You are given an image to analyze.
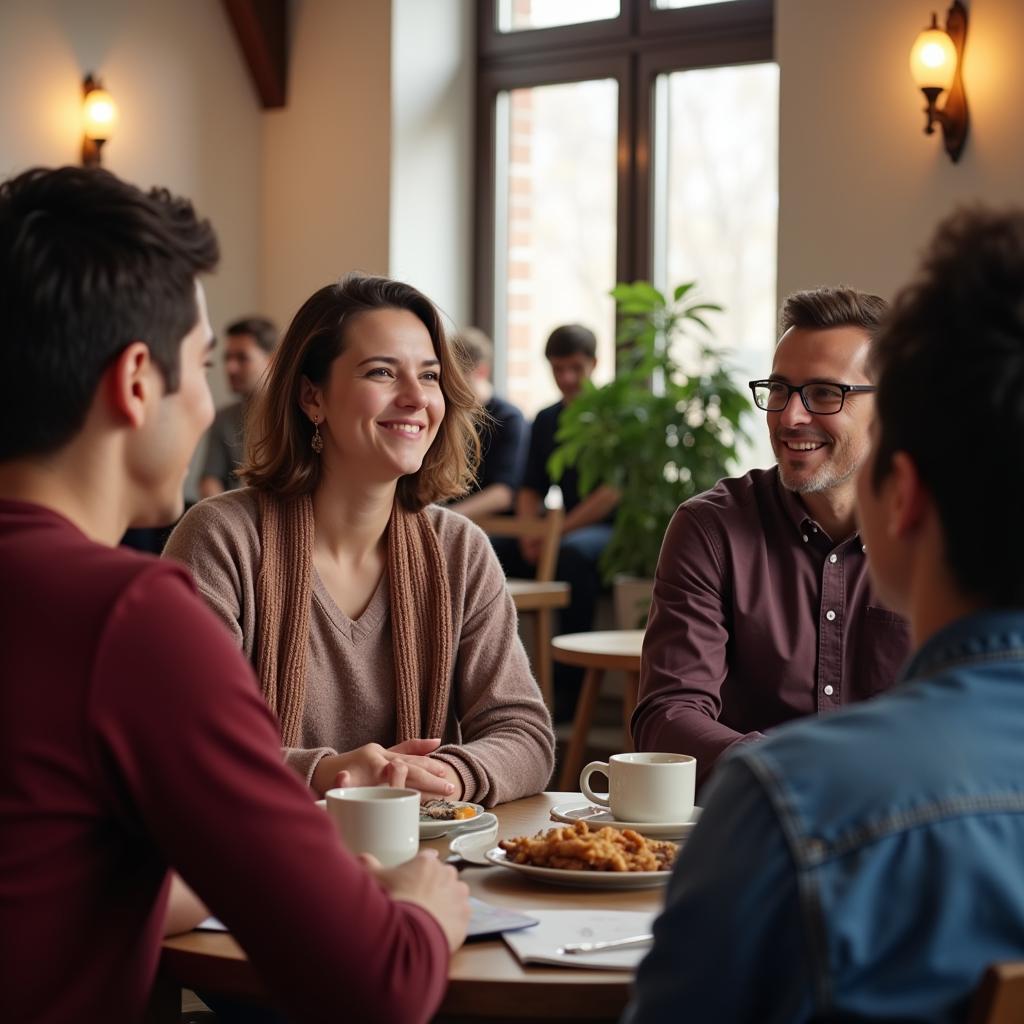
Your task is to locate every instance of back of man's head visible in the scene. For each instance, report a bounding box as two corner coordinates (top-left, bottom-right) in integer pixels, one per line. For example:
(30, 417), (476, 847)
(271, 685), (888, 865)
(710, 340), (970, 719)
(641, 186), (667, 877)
(0, 166), (219, 462)
(544, 324), (597, 361)
(225, 316), (278, 354)
(871, 207), (1024, 606)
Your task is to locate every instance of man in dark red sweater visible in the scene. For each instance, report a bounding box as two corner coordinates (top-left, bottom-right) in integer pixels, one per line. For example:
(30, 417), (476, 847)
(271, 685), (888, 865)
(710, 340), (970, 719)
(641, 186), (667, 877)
(0, 166), (468, 1023)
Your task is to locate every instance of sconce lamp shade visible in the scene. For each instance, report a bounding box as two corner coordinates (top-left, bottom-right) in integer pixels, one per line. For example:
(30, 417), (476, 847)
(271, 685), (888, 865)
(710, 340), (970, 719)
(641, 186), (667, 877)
(82, 87), (119, 141)
(909, 20), (957, 92)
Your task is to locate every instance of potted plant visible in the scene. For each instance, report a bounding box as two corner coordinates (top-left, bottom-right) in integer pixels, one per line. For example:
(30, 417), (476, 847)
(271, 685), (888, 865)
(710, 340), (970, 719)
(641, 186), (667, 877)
(548, 280), (752, 627)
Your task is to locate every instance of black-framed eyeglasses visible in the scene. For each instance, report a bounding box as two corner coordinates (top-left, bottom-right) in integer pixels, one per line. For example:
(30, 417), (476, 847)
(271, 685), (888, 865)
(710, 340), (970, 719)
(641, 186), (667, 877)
(748, 379), (877, 415)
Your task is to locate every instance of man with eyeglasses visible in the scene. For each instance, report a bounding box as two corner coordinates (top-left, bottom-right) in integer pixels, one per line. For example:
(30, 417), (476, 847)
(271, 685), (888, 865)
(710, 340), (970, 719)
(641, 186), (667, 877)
(625, 206), (1024, 1024)
(633, 286), (910, 788)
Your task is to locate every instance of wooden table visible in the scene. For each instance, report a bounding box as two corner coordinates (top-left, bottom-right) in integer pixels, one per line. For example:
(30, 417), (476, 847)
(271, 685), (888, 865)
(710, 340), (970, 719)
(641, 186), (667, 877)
(153, 793), (661, 1022)
(552, 631), (645, 791)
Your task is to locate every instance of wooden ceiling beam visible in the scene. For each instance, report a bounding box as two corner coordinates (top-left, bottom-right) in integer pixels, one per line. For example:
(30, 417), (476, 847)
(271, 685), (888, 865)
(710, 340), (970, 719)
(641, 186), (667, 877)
(221, 0), (288, 109)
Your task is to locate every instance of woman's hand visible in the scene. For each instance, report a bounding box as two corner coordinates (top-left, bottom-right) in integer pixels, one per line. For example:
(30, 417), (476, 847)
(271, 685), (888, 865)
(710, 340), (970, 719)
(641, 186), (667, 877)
(311, 739), (461, 798)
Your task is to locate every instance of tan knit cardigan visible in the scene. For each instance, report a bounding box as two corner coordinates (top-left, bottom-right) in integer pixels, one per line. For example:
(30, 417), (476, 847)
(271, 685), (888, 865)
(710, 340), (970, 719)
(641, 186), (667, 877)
(254, 492), (452, 747)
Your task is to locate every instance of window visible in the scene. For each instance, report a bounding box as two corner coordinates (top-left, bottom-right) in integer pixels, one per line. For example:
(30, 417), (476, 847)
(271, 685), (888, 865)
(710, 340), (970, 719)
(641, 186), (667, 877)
(498, 0), (620, 33)
(478, 0), (775, 461)
(495, 79), (618, 414)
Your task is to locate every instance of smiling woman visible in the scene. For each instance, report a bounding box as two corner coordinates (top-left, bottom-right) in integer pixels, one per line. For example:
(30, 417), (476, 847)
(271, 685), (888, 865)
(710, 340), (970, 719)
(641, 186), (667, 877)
(163, 274), (556, 806)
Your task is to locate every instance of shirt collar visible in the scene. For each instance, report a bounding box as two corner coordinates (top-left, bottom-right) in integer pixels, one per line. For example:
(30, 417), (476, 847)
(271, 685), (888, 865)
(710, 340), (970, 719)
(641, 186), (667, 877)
(903, 609), (1024, 683)
(772, 466), (863, 550)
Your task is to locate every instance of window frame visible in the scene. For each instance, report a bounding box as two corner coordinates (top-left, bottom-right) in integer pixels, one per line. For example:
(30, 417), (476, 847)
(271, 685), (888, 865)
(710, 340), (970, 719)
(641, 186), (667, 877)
(474, 0), (775, 355)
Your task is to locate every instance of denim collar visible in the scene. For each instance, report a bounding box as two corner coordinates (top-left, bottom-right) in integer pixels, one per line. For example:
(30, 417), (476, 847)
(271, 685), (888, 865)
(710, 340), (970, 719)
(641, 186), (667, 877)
(903, 609), (1024, 683)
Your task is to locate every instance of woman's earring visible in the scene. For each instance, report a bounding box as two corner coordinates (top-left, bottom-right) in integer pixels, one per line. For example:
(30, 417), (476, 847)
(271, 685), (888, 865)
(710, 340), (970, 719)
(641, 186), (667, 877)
(311, 417), (324, 454)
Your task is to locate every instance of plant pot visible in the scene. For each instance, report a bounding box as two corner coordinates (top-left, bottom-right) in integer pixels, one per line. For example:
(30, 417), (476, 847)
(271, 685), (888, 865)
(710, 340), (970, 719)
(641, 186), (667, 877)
(613, 575), (655, 631)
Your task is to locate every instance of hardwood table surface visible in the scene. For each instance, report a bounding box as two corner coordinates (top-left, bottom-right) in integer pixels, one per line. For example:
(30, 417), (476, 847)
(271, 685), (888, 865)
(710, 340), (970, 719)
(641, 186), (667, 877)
(157, 792), (666, 1022)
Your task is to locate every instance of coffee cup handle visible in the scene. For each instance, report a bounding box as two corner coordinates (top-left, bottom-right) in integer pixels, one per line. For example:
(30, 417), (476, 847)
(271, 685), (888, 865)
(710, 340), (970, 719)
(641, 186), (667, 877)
(580, 761), (611, 807)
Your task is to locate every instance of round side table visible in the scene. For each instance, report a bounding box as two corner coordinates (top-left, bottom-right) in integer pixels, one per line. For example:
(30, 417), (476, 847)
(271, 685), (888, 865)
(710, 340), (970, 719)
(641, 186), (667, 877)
(551, 630), (644, 791)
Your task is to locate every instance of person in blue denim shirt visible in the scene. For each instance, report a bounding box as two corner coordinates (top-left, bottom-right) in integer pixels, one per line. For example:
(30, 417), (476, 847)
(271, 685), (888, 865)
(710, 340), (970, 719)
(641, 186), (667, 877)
(624, 206), (1024, 1024)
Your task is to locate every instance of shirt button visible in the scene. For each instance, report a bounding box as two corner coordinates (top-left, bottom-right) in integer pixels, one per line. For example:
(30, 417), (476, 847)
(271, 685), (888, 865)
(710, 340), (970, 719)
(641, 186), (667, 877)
(824, 684), (834, 696)
(829, 553), (838, 564)
(826, 609), (836, 621)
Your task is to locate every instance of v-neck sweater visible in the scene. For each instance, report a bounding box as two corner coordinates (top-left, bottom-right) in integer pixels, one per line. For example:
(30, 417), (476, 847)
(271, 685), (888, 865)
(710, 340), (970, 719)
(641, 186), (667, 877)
(164, 489), (555, 805)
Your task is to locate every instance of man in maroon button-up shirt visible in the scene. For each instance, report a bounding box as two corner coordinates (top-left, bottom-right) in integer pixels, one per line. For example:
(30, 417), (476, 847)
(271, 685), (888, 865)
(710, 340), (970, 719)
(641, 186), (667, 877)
(633, 287), (911, 787)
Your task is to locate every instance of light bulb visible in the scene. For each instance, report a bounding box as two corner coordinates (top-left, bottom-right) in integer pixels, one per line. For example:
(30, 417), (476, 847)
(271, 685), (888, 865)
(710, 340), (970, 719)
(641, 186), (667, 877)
(909, 24), (957, 92)
(83, 88), (119, 141)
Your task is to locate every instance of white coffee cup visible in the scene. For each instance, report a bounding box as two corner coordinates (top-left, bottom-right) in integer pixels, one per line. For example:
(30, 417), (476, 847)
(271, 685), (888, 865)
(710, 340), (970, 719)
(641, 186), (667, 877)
(579, 752), (696, 823)
(324, 786), (419, 868)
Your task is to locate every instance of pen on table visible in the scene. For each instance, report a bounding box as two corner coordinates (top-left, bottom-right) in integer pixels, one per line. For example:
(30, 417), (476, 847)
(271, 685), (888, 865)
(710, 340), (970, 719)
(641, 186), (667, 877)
(558, 934), (654, 955)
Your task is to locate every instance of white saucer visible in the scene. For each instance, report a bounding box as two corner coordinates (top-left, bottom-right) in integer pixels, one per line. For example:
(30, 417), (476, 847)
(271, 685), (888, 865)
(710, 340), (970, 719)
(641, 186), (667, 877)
(549, 802), (703, 840)
(484, 848), (671, 889)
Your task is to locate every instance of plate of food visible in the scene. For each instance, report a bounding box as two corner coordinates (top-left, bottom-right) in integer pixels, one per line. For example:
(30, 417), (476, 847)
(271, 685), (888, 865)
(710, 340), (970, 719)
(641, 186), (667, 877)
(484, 820), (677, 889)
(419, 799), (491, 839)
(549, 803), (702, 840)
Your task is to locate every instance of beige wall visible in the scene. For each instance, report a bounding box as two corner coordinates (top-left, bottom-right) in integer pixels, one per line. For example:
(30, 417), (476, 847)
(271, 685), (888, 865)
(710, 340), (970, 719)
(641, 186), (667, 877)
(260, 0), (392, 330)
(777, 0), (1024, 301)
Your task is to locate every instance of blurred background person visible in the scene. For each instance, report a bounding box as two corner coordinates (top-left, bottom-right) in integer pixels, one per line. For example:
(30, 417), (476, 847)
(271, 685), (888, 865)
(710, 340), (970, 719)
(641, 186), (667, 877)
(199, 315), (278, 498)
(503, 324), (619, 722)
(448, 327), (526, 521)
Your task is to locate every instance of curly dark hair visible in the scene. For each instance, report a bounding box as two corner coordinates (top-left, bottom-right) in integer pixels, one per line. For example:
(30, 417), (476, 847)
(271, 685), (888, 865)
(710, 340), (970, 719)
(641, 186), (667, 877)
(870, 207), (1024, 606)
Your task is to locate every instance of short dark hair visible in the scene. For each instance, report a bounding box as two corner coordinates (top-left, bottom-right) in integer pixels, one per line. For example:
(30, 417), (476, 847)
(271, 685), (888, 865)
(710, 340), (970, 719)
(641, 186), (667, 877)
(244, 273), (480, 510)
(781, 286), (888, 337)
(226, 316), (278, 354)
(871, 207), (1024, 606)
(544, 323), (597, 361)
(0, 166), (219, 461)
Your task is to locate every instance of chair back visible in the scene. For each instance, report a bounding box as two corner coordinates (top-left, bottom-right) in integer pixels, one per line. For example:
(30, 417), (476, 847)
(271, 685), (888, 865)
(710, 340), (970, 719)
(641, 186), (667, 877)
(969, 962), (1024, 1024)
(475, 508), (564, 582)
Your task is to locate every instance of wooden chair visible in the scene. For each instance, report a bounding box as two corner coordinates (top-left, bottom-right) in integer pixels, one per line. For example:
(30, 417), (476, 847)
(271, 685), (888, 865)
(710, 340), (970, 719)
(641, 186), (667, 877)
(476, 509), (569, 711)
(968, 962), (1024, 1024)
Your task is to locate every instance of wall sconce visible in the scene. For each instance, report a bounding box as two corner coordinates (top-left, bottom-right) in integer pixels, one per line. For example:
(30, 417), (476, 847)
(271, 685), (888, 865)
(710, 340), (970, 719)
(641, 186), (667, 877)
(909, 2), (968, 162)
(81, 74), (119, 167)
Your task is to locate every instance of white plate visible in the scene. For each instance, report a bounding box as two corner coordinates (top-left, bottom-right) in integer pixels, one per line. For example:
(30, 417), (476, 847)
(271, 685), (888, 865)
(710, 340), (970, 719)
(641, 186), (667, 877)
(549, 803), (703, 840)
(448, 824), (500, 865)
(419, 803), (490, 839)
(484, 848), (671, 889)
(315, 798), (494, 840)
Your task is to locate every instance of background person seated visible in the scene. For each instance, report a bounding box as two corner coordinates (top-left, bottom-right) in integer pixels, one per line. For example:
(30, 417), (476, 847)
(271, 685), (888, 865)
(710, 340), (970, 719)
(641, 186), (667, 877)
(624, 207), (1024, 1024)
(633, 287), (909, 787)
(447, 326), (526, 521)
(199, 314), (278, 498)
(165, 274), (555, 804)
(498, 323), (619, 723)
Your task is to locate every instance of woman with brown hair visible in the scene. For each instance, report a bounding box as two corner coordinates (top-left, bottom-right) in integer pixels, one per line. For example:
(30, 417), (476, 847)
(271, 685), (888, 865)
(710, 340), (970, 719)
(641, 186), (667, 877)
(166, 273), (554, 803)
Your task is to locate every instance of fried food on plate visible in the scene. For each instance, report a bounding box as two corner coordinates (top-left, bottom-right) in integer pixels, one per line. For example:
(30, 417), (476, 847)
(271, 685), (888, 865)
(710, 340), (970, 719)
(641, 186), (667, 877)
(499, 820), (677, 872)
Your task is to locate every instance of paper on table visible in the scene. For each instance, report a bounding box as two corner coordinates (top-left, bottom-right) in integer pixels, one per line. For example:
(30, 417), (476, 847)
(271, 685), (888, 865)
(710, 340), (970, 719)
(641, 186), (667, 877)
(502, 909), (656, 971)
